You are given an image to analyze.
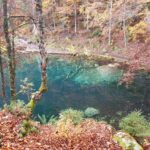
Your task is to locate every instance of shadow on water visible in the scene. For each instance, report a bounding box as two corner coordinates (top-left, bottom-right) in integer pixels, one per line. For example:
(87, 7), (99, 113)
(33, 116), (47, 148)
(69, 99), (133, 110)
(0, 54), (150, 120)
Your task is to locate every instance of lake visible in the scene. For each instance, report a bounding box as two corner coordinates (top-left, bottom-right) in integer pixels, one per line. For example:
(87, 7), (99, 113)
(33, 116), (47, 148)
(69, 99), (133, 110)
(0, 54), (150, 123)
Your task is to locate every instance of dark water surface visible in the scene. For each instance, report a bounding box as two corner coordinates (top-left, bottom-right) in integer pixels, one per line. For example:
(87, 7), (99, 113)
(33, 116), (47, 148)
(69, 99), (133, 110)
(1, 54), (150, 119)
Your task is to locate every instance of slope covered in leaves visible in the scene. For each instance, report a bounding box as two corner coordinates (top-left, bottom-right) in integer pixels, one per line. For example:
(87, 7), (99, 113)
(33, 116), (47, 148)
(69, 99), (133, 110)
(0, 110), (122, 150)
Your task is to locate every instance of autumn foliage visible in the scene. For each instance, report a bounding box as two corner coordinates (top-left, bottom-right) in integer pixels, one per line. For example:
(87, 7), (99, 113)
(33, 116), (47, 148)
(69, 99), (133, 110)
(0, 110), (122, 150)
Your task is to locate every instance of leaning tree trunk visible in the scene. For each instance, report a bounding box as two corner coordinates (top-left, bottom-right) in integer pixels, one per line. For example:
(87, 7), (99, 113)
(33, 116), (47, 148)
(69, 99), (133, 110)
(3, 0), (16, 102)
(36, 0), (47, 94)
(27, 0), (47, 111)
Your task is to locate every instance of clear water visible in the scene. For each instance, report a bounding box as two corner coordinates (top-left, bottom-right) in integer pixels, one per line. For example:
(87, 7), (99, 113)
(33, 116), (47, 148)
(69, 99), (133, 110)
(0, 54), (150, 120)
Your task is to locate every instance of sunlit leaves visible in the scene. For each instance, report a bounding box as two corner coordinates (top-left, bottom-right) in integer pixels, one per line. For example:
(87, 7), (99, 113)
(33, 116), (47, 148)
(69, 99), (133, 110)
(128, 21), (149, 42)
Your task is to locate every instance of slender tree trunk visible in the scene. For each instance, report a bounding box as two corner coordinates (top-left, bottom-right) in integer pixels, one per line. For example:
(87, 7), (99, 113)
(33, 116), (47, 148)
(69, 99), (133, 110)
(52, 0), (56, 30)
(35, 0), (47, 93)
(74, 1), (77, 33)
(108, 0), (113, 45)
(52, 15), (56, 30)
(0, 47), (6, 103)
(35, 0), (47, 92)
(123, 0), (127, 49)
(86, 12), (89, 31)
(2, 0), (16, 102)
(12, 30), (16, 71)
(11, 30), (16, 92)
(56, 0), (60, 6)
(28, 0), (47, 110)
(86, 0), (89, 31)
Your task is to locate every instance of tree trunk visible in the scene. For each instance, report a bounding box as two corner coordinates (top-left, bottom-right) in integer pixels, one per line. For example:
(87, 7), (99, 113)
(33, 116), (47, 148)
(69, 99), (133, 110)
(2, 0), (16, 102)
(123, 0), (127, 49)
(27, 0), (47, 110)
(52, 0), (56, 30)
(0, 47), (6, 103)
(35, 0), (47, 93)
(86, 0), (89, 31)
(108, 0), (113, 45)
(74, 1), (77, 33)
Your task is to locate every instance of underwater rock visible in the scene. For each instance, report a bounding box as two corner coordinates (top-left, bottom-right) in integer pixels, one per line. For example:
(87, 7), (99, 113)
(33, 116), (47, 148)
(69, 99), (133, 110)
(97, 63), (120, 74)
(74, 63), (123, 86)
(113, 131), (143, 150)
(84, 107), (100, 118)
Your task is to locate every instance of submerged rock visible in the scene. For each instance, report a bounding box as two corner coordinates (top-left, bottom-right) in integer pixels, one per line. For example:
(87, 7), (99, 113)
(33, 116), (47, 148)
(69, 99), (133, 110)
(84, 107), (100, 118)
(113, 131), (143, 150)
(74, 63), (123, 86)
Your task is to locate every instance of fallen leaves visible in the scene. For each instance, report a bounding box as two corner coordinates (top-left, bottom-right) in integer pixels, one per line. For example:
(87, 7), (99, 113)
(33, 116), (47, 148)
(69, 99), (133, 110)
(0, 111), (122, 150)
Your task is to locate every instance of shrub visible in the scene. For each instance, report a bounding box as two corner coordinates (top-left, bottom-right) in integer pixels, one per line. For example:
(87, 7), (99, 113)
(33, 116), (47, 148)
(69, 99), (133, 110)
(4, 100), (31, 116)
(52, 109), (84, 138)
(128, 21), (149, 42)
(59, 108), (84, 125)
(56, 118), (82, 138)
(84, 107), (100, 118)
(119, 111), (150, 137)
(19, 119), (37, 137)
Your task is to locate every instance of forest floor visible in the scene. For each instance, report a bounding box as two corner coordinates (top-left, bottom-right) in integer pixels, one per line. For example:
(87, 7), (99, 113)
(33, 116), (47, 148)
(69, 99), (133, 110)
(0, 110), (122, 150)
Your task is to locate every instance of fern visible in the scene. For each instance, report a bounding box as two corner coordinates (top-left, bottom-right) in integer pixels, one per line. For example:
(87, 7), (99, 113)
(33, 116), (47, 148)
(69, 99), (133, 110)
(38, 114), (47, 124)
(38, 114), (58, 125)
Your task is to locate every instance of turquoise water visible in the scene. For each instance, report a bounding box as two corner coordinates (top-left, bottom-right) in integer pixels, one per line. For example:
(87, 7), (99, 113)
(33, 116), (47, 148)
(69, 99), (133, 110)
(0, 54), (150, 120)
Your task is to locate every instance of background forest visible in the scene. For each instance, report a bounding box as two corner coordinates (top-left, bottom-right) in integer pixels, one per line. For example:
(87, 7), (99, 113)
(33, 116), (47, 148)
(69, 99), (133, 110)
(0, 0), (150, 71)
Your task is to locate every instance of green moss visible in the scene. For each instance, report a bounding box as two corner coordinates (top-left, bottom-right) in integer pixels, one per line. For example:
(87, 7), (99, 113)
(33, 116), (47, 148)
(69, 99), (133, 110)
(113, 136), (127, 149)
(27, 99), (36, 111)
(39, 81), (47, 93)
(113, 132), (143, 150)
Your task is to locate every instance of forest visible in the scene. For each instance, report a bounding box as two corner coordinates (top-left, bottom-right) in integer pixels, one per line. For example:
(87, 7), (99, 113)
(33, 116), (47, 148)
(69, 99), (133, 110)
(0, 0), (150, 149)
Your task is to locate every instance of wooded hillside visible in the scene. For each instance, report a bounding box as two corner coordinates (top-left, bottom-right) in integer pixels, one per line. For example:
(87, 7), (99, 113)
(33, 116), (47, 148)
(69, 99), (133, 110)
(0, 0), (150, 81)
